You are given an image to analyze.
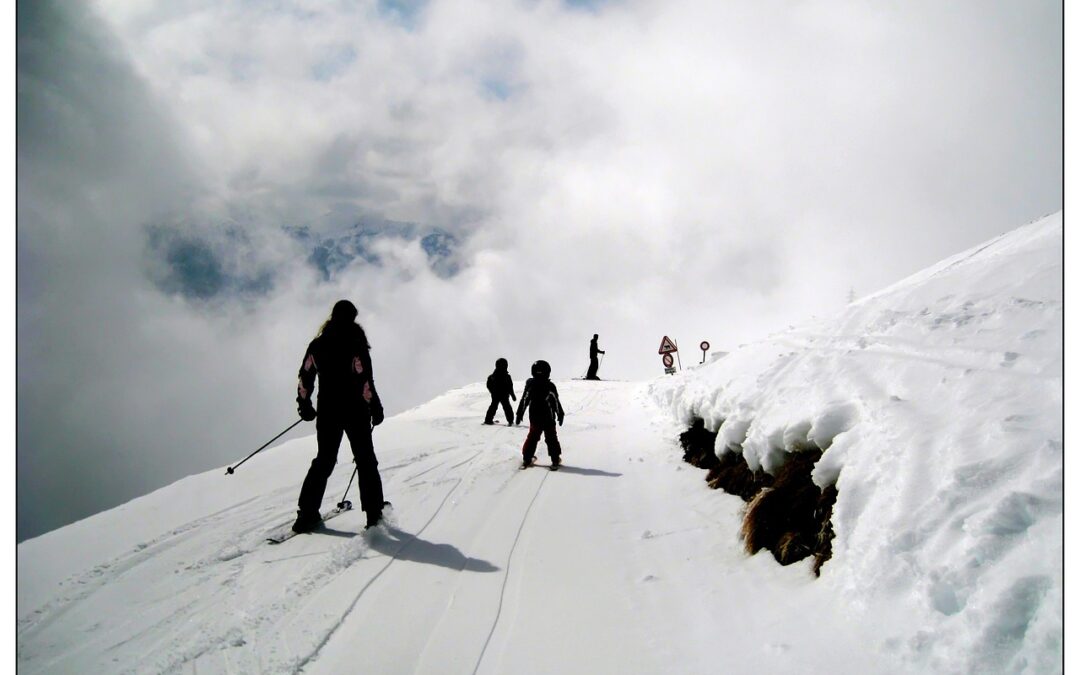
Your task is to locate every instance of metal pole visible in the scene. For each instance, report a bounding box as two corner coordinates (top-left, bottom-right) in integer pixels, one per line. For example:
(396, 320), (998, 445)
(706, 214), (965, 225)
(337, 466), (357, 509)
(225, 419), (304, 475)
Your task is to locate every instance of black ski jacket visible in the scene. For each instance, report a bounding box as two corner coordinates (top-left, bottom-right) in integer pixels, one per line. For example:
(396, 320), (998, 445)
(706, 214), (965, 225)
(516, 377), (565, 426)
(590, 337), (605, 359)
(297, 323), (383, 422)
(486, 368), (516, 400)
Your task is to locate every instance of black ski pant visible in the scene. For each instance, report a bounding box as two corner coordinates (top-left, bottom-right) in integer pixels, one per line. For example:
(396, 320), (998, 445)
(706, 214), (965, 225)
(485, 394), (514, 424)
(298, 412), (384, 517)
(522, 423), (561, 462)
(586, 356), (599, 380)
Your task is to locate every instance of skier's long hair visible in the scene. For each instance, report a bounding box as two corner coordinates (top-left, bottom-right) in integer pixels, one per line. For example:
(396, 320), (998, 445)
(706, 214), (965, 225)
(317, 299), (371, 349)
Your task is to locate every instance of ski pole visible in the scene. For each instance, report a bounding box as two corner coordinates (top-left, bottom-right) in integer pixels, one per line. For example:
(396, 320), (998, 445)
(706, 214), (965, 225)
(225, 419), (304, 475)
(337, 466), (358, 509)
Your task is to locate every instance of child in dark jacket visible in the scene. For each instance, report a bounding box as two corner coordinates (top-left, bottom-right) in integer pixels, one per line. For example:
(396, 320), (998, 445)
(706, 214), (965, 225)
(515, 360), (565, 469)
(484, 358), (517, 425)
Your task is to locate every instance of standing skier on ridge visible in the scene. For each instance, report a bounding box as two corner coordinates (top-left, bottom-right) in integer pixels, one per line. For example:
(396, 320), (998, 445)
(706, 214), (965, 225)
(585, 334), (605, 380)
(516, 360), (565, 469)
(293, 300), (386, 533)
(483, 358), (517, 425)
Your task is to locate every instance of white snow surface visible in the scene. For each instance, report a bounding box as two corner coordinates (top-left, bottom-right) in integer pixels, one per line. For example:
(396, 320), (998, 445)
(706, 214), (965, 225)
(653, 211), (1063, 673)
(17, 213), (1061, 674)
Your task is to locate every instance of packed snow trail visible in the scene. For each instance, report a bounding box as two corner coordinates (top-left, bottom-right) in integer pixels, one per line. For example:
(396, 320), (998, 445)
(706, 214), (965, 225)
(16, 380), (887, 674)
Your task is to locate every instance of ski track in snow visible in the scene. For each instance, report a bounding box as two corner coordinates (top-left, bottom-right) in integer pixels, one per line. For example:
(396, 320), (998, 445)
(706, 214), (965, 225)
(292, 449), (486, 672)
(469, 468), (549, 675)
(17, 439), (491, 673)
(17, 493), (266, 639)
(20, 381), (748, 675)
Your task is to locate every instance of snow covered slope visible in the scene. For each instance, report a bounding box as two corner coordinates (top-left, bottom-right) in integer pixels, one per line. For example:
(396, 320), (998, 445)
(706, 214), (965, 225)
(652, 211), (1063, 673)
(17, 380), (890, 674)
(17, 212), (1061, 674)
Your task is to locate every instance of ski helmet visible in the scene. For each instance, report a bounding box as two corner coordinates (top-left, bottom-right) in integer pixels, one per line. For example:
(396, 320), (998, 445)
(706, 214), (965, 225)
(495, 357), (508, 370)
(531, 360), (551, 378)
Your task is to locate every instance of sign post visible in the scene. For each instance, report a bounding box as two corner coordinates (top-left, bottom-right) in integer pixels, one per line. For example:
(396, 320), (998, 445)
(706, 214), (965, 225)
(700, 340), (710, 364)
(659, 336), (679, 375)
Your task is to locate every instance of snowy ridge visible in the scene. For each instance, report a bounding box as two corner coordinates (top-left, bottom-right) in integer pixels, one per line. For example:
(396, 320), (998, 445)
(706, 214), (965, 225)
(650, 212), (1063, 673)
(16, 214), (1061, 674)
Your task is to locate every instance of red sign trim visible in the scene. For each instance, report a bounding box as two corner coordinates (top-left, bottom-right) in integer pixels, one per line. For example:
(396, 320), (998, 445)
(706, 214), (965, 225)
(658, 335), (678, 354)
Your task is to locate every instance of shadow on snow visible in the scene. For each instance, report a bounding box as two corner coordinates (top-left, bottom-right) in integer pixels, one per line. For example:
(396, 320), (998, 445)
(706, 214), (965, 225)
(365, 526), (500, 573)
(551, 465), (622, 478)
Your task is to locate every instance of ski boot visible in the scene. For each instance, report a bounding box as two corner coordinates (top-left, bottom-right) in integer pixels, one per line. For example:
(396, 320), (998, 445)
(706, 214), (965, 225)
(291, 510), (322, 534)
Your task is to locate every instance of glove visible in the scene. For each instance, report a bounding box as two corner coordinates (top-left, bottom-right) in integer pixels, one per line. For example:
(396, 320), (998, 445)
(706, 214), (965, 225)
(515, 414), (523, 426)
(370, 404), (384, 427)
(558, 414), (564, 427)
(299, 399), (317, 422)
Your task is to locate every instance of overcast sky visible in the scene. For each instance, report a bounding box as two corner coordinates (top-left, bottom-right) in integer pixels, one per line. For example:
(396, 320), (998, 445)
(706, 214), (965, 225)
(16, 0), (1061, 541)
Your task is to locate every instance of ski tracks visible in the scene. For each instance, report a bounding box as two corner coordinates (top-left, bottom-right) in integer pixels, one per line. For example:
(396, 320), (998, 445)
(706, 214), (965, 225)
(16, 493), (270, 659)
(266, 415), (522, 673)
(18, 441), (492, 674)
(302, 434), (553, 674)
(289, 450), (488, 672)
(228, 445), (492, 673)
(467, 469), (550, 675)
(17, 382), (612, 674)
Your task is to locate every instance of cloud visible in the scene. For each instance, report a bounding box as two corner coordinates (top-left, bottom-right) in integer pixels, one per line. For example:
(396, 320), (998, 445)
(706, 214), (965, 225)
(17, 0), (1061, 540)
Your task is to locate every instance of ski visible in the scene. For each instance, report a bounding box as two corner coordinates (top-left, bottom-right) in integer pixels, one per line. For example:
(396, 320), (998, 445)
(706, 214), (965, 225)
(266, 503), (353, 545)
(267, 500), (394, 543)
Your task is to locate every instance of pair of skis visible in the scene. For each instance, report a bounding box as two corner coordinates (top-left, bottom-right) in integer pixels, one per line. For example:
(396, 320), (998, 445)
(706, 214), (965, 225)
(521, 459), (559, 471)
(266, 500), (392, 545)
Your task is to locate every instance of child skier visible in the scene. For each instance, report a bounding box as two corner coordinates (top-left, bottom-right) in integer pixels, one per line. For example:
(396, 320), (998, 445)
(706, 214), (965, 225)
(484, 358), (517, 425)
(515, 360), (565, 469)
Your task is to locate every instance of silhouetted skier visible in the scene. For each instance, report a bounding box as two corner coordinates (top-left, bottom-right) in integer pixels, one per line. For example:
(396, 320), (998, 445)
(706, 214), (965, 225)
(516, 360), (565, 469)
(484, 358), (517, 425)
(293, 300), (386, 533)
(585, 334), (605, 380)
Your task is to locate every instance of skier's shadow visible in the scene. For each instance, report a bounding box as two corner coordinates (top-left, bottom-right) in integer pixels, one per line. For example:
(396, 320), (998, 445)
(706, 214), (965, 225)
(549, 465), (621, 478)
(366, 526), (500, 573)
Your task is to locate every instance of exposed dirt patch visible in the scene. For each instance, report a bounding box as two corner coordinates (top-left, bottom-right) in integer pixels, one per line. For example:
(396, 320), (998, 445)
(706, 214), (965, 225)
(678, 419), (838, 576)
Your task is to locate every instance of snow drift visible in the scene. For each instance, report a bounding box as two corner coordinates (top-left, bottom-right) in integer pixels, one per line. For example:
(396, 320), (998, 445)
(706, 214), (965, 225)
(651, 211), (1063, 673)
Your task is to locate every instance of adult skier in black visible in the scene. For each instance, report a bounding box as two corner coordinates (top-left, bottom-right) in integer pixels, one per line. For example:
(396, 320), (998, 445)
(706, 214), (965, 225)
(483, 358), (517, 425)
(585, 334), (605, 380)
(515, 360), (565, 469)
(293, 300), (386, 533)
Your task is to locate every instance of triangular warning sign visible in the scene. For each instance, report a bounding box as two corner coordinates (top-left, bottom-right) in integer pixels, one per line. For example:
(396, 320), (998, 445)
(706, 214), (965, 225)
(658, 336), (678, 354)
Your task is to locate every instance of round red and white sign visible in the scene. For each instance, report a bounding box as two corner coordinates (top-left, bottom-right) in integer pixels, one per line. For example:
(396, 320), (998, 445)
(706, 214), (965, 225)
(662, 353), (674, 368)
(700, 341), (711, 351)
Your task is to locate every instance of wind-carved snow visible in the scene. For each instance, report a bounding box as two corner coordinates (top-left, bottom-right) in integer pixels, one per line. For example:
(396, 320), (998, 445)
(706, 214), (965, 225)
(16, 213), (1061, 674)
(651, 212), (1062, 673)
